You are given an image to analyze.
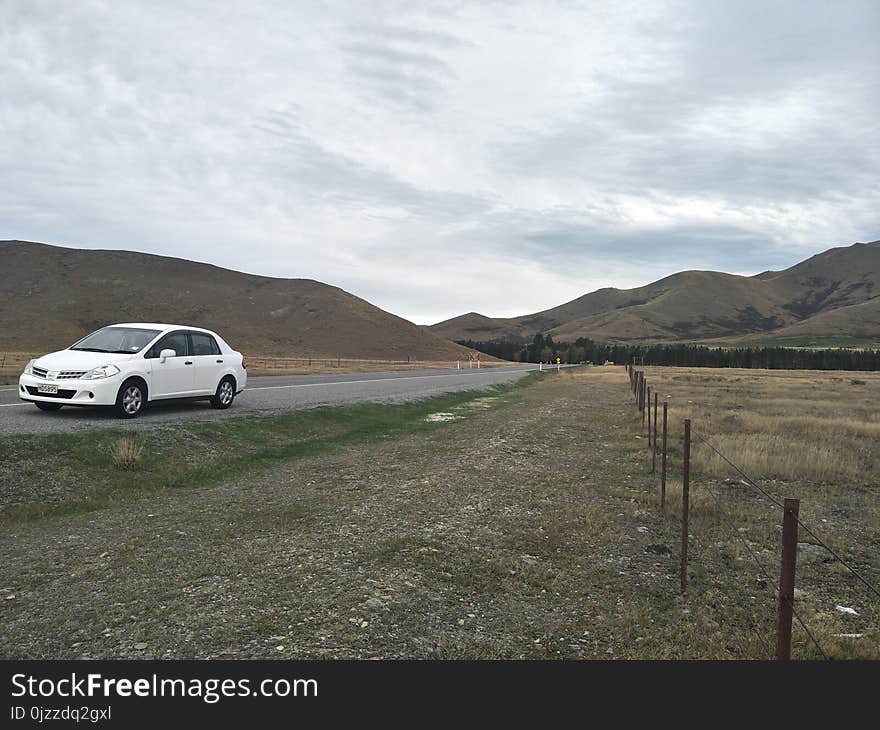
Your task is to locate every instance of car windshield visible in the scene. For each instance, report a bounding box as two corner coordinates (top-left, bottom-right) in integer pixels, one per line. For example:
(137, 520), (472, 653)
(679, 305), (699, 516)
(70, 327), (161, 354)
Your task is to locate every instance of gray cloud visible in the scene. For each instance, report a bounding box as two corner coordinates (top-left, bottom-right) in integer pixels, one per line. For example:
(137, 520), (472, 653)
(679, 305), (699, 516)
(0, 0), (877, 324)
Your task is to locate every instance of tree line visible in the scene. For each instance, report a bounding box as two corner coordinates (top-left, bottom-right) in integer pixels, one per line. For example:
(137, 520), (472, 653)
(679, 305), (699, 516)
(457, 334), (880, 371)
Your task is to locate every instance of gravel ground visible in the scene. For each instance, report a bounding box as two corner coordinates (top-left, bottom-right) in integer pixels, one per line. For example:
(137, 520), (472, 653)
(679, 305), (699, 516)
(1, 368), (876, 659)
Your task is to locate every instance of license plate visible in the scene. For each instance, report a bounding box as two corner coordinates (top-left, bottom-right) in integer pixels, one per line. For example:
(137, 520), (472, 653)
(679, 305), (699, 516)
(37, 384), (58, 394)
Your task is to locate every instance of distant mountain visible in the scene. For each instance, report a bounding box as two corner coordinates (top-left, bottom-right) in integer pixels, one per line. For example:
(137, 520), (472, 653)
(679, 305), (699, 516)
(0, 240), (474, 360)
(430, 240), (880, 344)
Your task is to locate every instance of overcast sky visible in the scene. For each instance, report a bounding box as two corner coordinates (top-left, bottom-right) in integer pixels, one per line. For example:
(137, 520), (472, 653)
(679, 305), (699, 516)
(2, 1), (878, 324)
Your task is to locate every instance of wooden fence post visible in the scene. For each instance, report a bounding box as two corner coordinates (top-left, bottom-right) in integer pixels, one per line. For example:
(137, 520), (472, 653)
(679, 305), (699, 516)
(661, 401), (668, 509)
(652, 392), (658, 473)
(639, 376), (646, 422)
(681, 419), (691, 595)
(776, 498), (800, 660)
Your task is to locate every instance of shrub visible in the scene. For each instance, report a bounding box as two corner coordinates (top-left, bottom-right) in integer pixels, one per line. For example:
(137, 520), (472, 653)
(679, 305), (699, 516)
(111, 438), (144, 470)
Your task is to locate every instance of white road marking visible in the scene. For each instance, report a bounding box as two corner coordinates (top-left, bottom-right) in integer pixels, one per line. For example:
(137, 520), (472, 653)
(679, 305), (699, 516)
(245, 368), (537, 392)
(0, 387), (19, 391)
(0, 403), (27, 407)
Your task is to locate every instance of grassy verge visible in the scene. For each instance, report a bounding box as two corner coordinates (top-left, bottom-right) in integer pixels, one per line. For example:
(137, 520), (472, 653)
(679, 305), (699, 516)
(0, 374), (539, 525)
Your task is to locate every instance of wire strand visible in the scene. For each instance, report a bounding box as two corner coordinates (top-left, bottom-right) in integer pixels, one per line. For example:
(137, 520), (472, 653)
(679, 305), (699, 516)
(685, 520), (774, 657)
(695, 433), (880, 603)
(700, 480), (828, 658)
(629, 369), (835, 658)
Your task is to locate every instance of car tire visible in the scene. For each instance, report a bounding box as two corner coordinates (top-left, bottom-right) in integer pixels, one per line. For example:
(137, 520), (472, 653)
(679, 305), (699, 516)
(116, 379), (146, 419)
(35, 402), (63, 412)
(211, 376), (236, 409)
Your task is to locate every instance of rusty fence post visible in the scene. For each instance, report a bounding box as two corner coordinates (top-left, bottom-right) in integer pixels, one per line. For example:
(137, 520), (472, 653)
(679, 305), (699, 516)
(681, 419), (691, 595)
(776, 498), (800, 660)
(646, 386), (652, 441)
(640, 376), (646, 422)
(652, 392), (658, 473)
(640, 379), (645, 424)
(661, 401), (668, 509)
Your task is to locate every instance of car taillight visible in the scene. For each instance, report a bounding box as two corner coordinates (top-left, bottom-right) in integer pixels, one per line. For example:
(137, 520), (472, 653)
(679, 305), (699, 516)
(242, 356), (247, 370)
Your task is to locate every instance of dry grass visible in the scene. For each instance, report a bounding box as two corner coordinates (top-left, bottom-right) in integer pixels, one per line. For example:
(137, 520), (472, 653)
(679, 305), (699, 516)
(0, 351), (517, 382)
(246, 356), (515, 376)
(642, 366), (880, 483)
(0, 351), (37, 384)
(622, 365), (880, 658)
(110, 438), (144, 470)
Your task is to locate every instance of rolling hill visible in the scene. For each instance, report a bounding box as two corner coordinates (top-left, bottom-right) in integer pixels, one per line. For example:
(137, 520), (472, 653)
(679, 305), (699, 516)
(430, 240), (880, 344)
(0, 240), (475, 360)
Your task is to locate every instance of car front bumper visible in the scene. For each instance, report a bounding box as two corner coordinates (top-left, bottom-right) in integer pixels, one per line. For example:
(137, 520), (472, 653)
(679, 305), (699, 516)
(18, 373), (122, 406)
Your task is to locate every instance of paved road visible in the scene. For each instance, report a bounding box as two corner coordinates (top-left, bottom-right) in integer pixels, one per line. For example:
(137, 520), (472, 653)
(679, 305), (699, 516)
(0, 365), (558, 435)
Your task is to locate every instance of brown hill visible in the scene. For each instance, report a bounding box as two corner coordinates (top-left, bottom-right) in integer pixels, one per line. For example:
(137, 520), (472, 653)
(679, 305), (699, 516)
(431, 240), (880, 343)
(746, 296), (880, 340)
(0, 240), (474, 360)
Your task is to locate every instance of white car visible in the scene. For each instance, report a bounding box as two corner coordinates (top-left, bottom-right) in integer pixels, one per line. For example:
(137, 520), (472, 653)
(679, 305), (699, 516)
(19, 323), (248, 418)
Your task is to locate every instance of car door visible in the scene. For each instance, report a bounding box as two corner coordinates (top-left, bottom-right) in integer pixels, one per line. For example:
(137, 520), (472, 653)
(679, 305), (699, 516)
(189, 331), (224, 394)
(145, 331), (195, 398)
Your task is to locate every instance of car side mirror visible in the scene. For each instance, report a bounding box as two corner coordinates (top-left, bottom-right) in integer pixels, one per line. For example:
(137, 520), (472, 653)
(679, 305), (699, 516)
(159, 348), (176, 363)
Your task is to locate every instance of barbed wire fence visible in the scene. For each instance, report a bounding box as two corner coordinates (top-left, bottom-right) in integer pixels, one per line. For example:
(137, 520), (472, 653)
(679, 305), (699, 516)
(625, 363), (879, 659)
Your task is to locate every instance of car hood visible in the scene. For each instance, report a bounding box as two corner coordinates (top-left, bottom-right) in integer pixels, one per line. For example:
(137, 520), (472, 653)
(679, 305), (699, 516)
(33, 350), (137, 372)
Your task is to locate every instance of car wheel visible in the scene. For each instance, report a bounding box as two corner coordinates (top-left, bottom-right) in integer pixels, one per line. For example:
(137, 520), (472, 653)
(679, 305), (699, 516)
(211, 376), (236, 409)
(116, 380), (146, 419)
(35, 402), (63, 412)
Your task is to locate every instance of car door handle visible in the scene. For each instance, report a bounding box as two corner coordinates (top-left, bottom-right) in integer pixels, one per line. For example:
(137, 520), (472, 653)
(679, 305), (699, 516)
(185, 361), (193, 365)
(216, 359), (223, 363)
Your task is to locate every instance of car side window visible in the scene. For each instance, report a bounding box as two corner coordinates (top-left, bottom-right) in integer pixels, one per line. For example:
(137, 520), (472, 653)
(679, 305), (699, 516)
(190, 332), (220, 356)
(145, 332), (190, 358)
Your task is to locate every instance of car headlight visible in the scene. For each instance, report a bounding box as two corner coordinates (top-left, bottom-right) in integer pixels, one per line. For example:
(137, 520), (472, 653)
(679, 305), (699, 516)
(81, 364), (121, 380)
(23, 359), (35, 375)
